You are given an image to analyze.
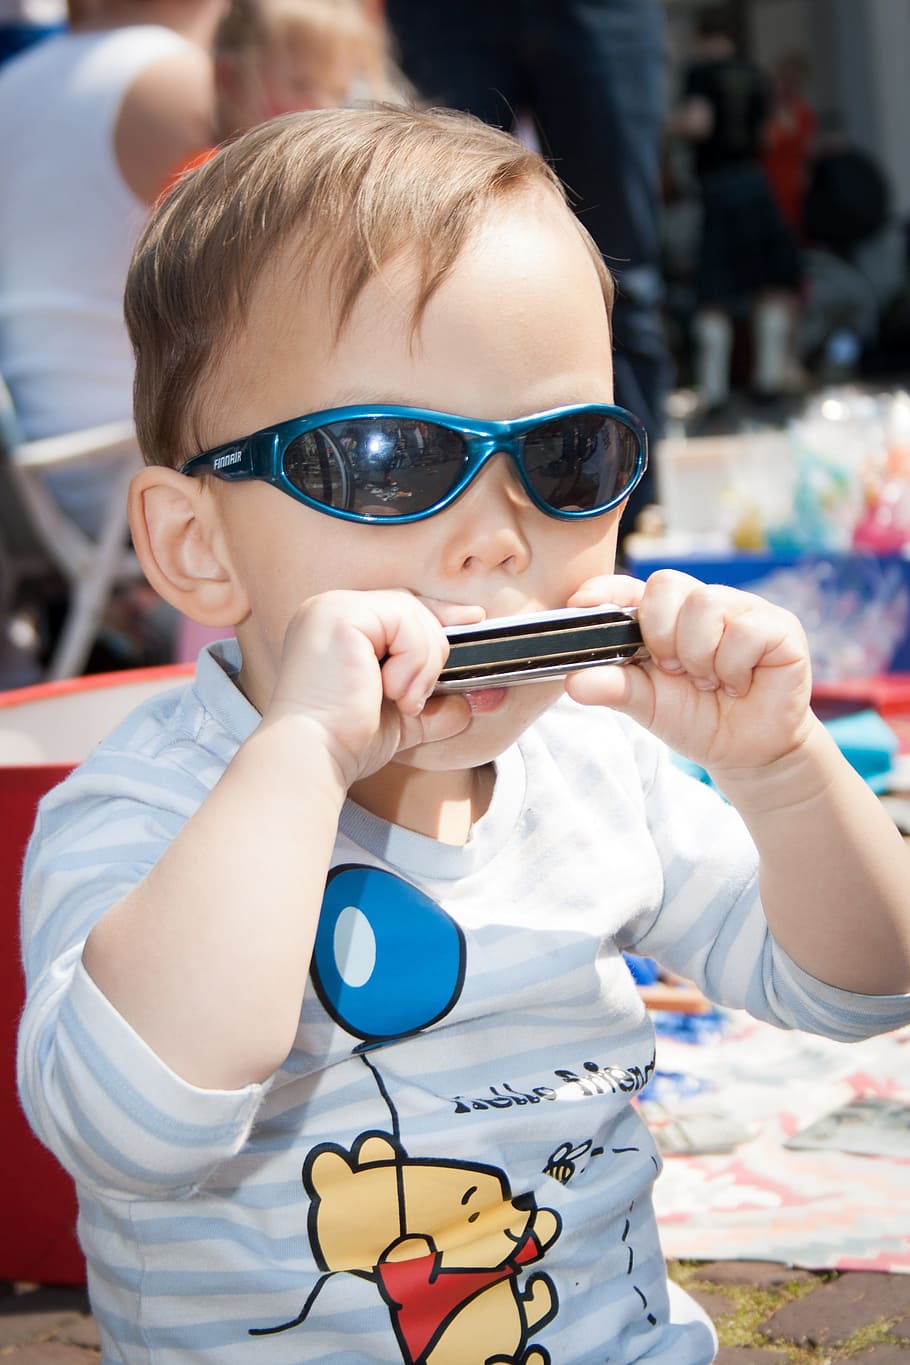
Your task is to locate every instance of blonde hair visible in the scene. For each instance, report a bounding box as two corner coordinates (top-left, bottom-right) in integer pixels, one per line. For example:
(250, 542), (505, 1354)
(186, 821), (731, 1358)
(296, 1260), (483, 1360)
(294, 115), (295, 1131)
(126, 105), (615, 466)
(214, 0), (411, 136)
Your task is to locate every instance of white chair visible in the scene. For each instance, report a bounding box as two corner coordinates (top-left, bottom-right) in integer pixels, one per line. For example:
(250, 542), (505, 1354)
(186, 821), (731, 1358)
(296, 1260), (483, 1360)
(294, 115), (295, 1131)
(0, 662), (193, 764)
(0, 377), (144, 680)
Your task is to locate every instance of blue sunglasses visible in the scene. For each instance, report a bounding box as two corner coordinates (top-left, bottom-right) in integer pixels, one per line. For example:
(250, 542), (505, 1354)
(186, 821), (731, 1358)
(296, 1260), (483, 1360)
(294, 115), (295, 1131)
(180, 402), (648, 524)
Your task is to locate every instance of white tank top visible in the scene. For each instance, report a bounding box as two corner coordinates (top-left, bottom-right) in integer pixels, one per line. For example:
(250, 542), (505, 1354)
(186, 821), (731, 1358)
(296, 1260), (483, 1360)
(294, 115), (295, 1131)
(0, 27), (195, 441)
(0, 26), (198, 536)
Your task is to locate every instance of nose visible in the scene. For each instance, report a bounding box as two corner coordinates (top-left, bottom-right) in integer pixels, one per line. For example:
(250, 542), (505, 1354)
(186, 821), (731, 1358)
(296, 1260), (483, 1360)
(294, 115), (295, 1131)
(439, 453), (533, 578)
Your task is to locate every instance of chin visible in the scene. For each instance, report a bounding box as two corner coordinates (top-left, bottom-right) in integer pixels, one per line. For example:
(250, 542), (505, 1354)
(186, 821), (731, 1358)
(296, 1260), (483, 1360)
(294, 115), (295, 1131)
(398, 679), (563, 772)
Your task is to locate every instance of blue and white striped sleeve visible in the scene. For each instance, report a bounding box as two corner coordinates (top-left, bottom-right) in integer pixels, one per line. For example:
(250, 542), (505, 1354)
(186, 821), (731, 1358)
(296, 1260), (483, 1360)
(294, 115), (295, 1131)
(17, 750), (264, 1200)
(623, 731), (910, 1042)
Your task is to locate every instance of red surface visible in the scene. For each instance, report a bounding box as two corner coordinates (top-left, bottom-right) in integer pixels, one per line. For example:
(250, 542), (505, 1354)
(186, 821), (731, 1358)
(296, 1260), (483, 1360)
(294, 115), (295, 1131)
(812, 673), (910, 752)
(0, 762), (84, 1285)
(811, 671), (910, 714)
(0, 661), (192, 711)
(0, 665), (193, 1285)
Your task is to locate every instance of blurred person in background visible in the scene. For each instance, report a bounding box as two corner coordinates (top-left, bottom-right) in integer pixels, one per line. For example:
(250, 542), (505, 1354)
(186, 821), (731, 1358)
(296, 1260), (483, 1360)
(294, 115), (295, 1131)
(383, 0), (669, 536)
(0, 0), (65, 67)
(761, 50), (817, 239)
(0, 0), (227, 539)
(213, 0), (410, 142)
(799, 131), (905, 381)
(673, 6), (802, 415)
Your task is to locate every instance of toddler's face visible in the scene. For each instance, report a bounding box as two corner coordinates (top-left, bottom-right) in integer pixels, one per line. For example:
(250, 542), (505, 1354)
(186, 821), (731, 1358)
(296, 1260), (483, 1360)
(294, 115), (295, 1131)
(255, 29), (380, 117)
(204, 186), (624, 769)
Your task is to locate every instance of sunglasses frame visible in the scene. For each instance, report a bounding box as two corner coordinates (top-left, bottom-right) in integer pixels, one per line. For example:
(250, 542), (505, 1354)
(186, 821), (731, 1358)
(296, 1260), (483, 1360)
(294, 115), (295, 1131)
(180, 402), (648, 524)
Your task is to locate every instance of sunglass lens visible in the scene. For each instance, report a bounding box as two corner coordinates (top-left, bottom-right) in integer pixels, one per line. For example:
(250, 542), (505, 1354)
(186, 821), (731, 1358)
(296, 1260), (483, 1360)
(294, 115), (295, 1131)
(284, 429), (352, 510)
(523, 413), (640, 512)
(284, 420), (466, 517)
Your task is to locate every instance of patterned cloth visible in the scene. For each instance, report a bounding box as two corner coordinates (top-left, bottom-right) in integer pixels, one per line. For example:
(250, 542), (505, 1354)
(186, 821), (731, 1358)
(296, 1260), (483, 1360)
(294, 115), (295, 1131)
(649, 1013), (910, 1272)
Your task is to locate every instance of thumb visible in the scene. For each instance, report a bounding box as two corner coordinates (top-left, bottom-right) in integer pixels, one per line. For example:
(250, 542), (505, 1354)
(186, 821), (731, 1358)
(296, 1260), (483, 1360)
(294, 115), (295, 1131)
(396, 694), (472, 752)
(565, 660), (658, 728)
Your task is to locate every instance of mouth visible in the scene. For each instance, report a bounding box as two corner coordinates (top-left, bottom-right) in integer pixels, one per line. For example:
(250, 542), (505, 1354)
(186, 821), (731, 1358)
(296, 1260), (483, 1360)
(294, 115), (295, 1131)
(463, 687), (508, 715)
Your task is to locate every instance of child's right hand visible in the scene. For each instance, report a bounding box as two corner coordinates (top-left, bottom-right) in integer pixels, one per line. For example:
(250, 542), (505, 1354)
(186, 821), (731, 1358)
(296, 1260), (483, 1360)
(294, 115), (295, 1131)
(263, 589), (480, 787)
(81, 585), (483, 1092)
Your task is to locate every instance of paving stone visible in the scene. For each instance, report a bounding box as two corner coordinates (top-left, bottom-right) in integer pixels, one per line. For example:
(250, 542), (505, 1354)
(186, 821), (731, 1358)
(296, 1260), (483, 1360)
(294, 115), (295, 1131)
(689, 1287), (737, 1321)
(693, 1260), (816, 1289)
(0, 1344), (99, 1362)
(55, 1314), (100, 1350)
(762, 1271), (910, 1348)
(849, 1274), (910, 1315)
(886, 1315), (910, 1341)
(0, 1286), (91, 1349)
(846, 1348), (910, 1364)
(715, 1350), (790, 1365)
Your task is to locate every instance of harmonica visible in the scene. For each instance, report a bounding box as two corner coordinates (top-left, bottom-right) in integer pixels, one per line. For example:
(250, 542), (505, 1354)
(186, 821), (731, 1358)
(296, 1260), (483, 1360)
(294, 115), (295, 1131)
(435, 604), (648, 693)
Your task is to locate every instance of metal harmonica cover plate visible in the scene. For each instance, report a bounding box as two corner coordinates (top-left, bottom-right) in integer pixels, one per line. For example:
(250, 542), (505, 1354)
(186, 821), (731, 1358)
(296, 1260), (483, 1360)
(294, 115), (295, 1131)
(435, 604), (648, 693)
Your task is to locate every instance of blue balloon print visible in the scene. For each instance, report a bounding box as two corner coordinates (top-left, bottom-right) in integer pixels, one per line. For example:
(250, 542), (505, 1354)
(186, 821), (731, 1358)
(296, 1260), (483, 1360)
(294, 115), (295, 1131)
(311, 865), (466, 1042)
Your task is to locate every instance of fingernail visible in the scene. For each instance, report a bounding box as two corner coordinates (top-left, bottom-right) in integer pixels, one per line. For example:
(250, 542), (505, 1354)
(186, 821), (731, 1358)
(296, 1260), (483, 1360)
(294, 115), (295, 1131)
(660, 658), (684, 674)
(693, 677), (720, 691)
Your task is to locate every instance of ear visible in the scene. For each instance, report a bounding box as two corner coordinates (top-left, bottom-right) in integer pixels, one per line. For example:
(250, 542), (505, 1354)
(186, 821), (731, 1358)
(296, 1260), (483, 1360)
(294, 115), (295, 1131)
(128, 466), (250, 627)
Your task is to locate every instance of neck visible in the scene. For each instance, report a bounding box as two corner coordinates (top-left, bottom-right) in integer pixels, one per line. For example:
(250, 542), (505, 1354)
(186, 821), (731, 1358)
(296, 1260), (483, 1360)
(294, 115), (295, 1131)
(350, 763), (495, 845)
(69, 1), (225, 47)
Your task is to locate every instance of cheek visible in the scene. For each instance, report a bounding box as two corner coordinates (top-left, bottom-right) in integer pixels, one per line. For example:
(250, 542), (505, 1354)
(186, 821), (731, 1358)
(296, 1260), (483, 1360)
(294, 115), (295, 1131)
(505, 679), (565, 728)
(573, 514), (621, 566)
(538, 518), (620, 600)
(222, 486), (392, 596)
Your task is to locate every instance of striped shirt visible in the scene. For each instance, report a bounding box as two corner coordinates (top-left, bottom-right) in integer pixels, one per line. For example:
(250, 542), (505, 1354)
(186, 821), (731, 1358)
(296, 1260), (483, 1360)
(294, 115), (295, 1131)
(18, 641), (910, 1363)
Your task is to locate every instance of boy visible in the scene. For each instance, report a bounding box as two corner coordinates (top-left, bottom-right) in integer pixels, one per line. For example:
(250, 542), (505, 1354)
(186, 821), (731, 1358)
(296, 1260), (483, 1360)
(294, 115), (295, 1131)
(18, 107), (910, 1364)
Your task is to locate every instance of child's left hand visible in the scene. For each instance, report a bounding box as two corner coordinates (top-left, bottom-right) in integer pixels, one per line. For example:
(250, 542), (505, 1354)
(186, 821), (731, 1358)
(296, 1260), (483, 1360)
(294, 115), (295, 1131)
(564, 571), (814, 776)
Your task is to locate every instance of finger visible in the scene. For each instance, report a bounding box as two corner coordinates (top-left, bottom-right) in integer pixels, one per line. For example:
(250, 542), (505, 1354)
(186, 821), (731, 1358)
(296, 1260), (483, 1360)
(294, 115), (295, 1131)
(381, 613), (449, 715)
(709, 608), (764, 698)
(385, 598), (486, 712)
(672, 584), (785, 692)
(712, 600), (803, 698)
(565, 658), (658, 726)
(384, 598), (486, 713)
(671, 589), (732, 691)
(373, 597), (455, 720)
(636, 572), (749, 685)
(567, 574), (645, 611)
(417, 596), (487, 628)
(397, 694), (472, 750)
